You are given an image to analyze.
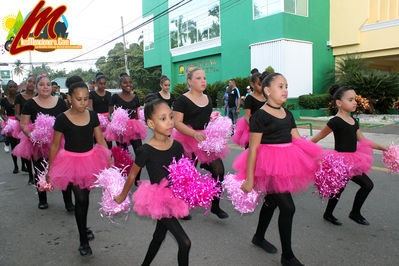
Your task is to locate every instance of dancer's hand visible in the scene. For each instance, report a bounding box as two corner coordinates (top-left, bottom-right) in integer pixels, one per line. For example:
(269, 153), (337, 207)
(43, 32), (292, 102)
(46, 174), (50, 184)
(114, 194), (126, 204)
(241, 179), (254, 193)
(193, 132), (206, 142)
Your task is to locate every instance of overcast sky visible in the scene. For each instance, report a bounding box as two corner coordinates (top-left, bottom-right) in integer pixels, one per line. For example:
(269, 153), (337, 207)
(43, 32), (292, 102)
(0, 0), (144, 82)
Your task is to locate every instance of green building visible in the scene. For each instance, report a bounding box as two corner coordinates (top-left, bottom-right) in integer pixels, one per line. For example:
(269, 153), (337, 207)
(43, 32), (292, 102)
(142, 0), (334, 98)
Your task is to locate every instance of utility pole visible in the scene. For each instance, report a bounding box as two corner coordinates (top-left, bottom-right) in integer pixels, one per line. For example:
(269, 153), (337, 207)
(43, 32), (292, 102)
(29, 51), (33, 73)
(121, 16), (130, 76)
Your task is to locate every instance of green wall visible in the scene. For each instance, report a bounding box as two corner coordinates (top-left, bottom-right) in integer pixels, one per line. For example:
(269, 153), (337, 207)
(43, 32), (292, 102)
(143, 0), (334, 95)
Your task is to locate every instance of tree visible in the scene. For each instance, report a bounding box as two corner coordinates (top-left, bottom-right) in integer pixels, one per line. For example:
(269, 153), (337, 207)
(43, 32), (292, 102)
(13, 59), (24, 79)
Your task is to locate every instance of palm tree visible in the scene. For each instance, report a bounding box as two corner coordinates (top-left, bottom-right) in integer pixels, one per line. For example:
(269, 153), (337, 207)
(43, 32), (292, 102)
(13, 59), (24, 80)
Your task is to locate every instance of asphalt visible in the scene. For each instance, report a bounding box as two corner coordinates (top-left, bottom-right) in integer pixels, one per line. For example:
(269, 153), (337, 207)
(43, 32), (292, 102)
(0, 127), (398, 266)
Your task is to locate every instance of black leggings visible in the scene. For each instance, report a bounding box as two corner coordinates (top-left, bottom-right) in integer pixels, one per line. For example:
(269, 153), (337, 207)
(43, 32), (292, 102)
(71, 185), (90, 245)
(32, 158), (73, 206)
(117, 139), (143, 182)
(142, 217), (191, 266)
(9, 137), (20, 169)
(199, 158), (225, 210)
(325, 173), (374, 216)
(255, 193), (296, 259)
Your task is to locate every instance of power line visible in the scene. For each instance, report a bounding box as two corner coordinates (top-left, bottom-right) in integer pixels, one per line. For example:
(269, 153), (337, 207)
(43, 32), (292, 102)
(61, 0), (192, 64)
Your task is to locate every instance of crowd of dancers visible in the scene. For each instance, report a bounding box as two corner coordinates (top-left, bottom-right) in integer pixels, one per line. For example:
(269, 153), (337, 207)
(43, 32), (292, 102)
(0, 68), (389, 266)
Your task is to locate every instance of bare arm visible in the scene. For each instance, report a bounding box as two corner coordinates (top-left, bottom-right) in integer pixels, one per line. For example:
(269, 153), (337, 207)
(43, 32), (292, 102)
(93, 126), (108, 150)
(20, 114), (32, 137)
(88, 99), (93, 111)
(15, 104), (21, 121)
(244, 109), (251, 124)
(173, 110), (206, 142)
(356, 129), (387, 151)
(311, 125), (332, 143)
(108, 105), (114, 121)
(47, 130), (63, 179)
(291, 128), (301, 139)
(114, 163), (142, 203)
(236, 97), (241, 114)
(241, 132), (262, 193)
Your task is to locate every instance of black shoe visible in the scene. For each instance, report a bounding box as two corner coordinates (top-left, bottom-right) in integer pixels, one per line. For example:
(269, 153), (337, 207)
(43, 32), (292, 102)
(349, 212), (370, 225)
(323, 213), (342, 226)
(87, 229), (95, 241)
(21, 165), (28, 172)
(78, 244), (92, 256)
(13, 168), (19, 174)
(28, 179), (34, 185)
(181, 214), (192, 220)
(65, 203), (75, 212)
(38, 202), (48, 209)
(211, 207), (229, 219)
(281, 256), (304, 266)
(251, 235), (277, 254)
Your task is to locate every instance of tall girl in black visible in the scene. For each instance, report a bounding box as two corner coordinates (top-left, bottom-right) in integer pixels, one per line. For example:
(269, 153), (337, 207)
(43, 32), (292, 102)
(14, 75), (35, 184)
(20, 75), (73, 210)
(1, 80), (22, 173)
(88, 72), (112, 148)
(157, 75), (175, 107)
(48, 81), (111, 256)
(232, 72), (267, 148)
(236, 73), (322, 266)
(173, 67), (229, 219)
(107, 73), (146, 183)
(312, 85), (386, 226)
(115, 96), (190, 266)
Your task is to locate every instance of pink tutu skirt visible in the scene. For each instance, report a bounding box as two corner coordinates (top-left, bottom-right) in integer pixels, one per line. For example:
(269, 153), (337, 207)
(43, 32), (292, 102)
(232, 117), (249, 147)
(104, 118), (147, 143)
(132, 178), (189, 220)
(12, 123), (35, 160)
(233, 138), (323, 194)
(172, 129), (229, 164)
(1, 117), (21, 139)
(49, 144), (111, 190)
(327, 138), (373, 177)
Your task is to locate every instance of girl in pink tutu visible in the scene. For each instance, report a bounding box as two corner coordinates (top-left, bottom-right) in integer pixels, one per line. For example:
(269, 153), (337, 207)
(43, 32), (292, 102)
(47, 80), (111, 256)
(105, 73), (146, 184)
(88, 72), (112, 148)
(18, 74), (73, 210)
(1, 80), (22, 173)
(312, 85), (387, 226)
(232, 72), (267, 148)
(115, 95), (190, 266)
(237, 73), (322, 266)
(14, 75), (35, 184)
(173, 67), (229, 219)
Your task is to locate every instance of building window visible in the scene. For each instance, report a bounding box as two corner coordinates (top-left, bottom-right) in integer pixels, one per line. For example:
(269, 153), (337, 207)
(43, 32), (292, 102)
(169, 0), (220, 49)
(253, 0), (308, 19)
(143, 15), (154, 51)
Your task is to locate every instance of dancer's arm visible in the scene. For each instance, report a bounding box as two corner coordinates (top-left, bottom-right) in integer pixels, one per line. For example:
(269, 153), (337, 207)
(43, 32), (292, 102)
(114, 164), (142, 204)
(356, 129), (387, 151)
(47, 131), (63, 182)
(173, 111), (205, 142)
(311, 125), (332, 143)
(241, 132), (262, 193)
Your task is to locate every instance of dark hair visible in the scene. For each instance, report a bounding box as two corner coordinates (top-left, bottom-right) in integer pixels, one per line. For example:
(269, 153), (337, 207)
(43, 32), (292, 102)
(119, 72), (130, 84)
(96, 72), (106, 83)
(51, 81), (58, 86)
(260, 71), (271, 82)
(66, 76), (84, 89)
(250, 72), (262, 84)
(229, 78), (236, 84)
(329, 85), (353, 101)
(261, 73), (283, 99)
(27, 75), (36, 81)
(160, 75), (170, 85)
(68, 81), (88, 95)
(250, 68), (259, 75)
(143, 93), (168, 122)
(88, 80), (95, 84)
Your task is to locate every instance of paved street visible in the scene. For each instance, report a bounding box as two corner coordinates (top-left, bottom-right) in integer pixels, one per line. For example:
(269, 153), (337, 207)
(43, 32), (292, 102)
(0, 127), (398, 266)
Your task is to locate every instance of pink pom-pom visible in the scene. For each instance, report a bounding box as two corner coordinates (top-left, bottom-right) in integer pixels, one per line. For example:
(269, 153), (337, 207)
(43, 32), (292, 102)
(98, 114), (109, 131)
(111, 146), (134, 175)
(93, 166), (131, 219)
(314, 153), (354, 199)
(109, 107), (129, 136)
(382, 144), (399, 173)
(165, 156), (222, 211)
(1, 119), (18, 137)
(223, 174), (261, 214)
(30, 113), (55, 145)
(210, 111), (220, 121)
(198, 116), (232, 155)
(34, 160), (54, 192)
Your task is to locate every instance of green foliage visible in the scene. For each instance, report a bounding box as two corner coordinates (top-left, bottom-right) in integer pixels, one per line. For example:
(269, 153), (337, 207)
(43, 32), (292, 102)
(265, 66), (275, 73)
(298, 94), (330, 109)
(135, 88), (152, 104)
(286, 103), (296, 110)
(206, 81), (225, 107)
(172, 83), (188, 97)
